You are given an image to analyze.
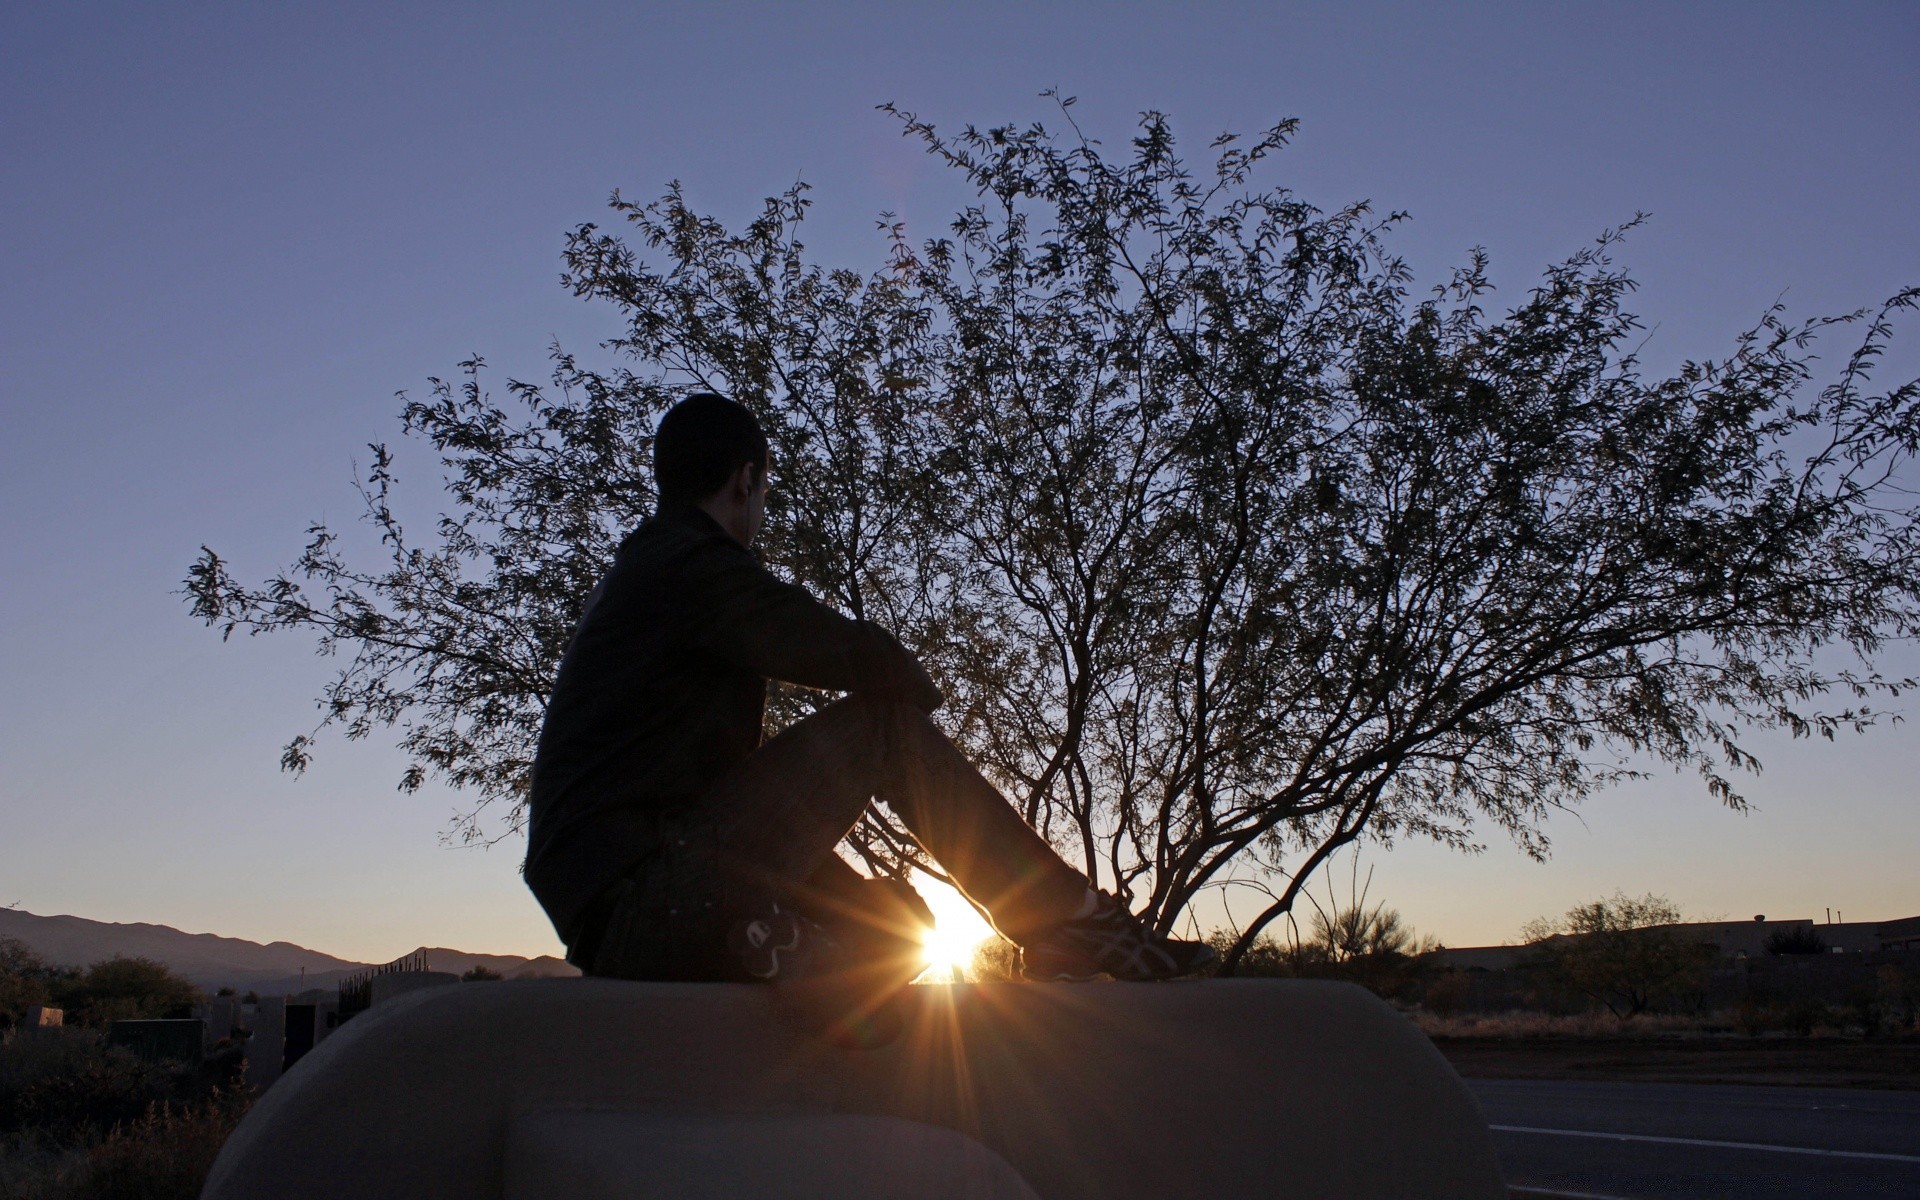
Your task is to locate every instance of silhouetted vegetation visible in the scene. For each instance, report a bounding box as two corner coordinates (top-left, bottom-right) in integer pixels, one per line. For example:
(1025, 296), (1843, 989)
(0, 940), (57, 1032)
(186, 100), (1920, 965)
(3, 944), (202, 1034)
(0, 944), (243, 1197)
(0, 1026), (247, 1200)
(48, 962), (200, 1030)
(1764, 926), (1828, 955)
(1521, 893), (1715, 1020)
(1203, 899), (1443, 1004)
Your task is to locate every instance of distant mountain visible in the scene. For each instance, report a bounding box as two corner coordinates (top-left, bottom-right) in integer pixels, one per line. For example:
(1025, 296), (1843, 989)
(0, 908), (577, 992)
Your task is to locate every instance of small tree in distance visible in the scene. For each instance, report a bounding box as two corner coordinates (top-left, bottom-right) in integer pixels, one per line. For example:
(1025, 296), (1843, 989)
(1765, 926), (1828, 955)
(1522, 892), (1713, 1019)
(1308, 903), (1438, 964)
(185, 98), (1920, 971)
(51, 956), (203, 1026)
(0, 936), (57, 1028)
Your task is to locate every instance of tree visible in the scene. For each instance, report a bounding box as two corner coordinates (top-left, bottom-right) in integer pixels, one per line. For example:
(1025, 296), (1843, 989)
(52, 957), (203, 1027)
(186, 100), (1920, 969)
(1307, 904), (1433, 964)
(0, 936), (55, 1028)
(1521, 892), (1714, 1019)
(1764, 926), (1828, 955)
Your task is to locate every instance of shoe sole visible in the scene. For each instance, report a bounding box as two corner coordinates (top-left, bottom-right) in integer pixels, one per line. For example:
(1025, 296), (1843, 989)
(729, 912), (804, 980)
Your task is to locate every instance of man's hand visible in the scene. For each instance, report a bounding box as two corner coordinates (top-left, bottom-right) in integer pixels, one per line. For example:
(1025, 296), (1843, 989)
(856, 623), (944, 714)
(900, 654), (944, 715)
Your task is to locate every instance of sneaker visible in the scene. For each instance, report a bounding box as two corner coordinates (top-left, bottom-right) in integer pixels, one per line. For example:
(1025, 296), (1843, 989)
(727, 903), (812, 981)
(729, 900), (906, 1050)
(1020, 892), (1217, 982)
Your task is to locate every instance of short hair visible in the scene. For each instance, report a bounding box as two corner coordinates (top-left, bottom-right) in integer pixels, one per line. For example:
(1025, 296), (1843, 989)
(652, 393), (769, 503)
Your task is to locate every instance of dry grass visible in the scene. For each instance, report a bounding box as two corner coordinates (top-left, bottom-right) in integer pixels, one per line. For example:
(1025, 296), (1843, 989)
(1412, 1009), (1728, 1040)
(0, 1129), (97, 1200)
(0, 1098), (244, 1200)
(0, 1030), (249, 1200)
(64, 1098), (243, 1200)
(1408, 1005), (1887, 1040)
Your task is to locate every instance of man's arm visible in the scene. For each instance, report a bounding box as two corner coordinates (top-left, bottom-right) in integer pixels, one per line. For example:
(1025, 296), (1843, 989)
(691, 544), (943, 712)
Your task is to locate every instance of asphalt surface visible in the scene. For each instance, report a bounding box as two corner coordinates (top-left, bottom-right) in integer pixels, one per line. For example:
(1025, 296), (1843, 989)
(1468, 1079), (1920, 1199)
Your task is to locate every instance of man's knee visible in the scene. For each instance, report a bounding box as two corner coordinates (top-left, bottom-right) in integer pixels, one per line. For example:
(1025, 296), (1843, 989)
(818, 693), (942, 745)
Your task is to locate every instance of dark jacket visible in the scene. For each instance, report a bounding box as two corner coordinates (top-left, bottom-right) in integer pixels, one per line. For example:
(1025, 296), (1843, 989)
(523, 502), (937, 944)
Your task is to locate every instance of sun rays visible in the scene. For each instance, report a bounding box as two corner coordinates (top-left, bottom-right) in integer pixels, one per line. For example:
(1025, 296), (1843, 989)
(914, 876), (996, 981)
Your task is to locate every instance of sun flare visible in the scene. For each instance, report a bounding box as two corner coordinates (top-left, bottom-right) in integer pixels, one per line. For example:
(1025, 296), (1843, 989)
(914, 876), (996, 981)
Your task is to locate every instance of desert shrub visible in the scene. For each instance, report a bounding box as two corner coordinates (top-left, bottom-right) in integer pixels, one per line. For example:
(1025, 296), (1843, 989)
(1423, 971), (1473, 1017)
(1200, 927), (1438, 1002)
(1203, 932), (1293, 978)
(1878, 964), (1916, 1032)
(0, 1029), (249, 1200)
(0, 1028), (239, 1143)
(63, 1095), (246, 1200)
(1411, 1008), (1711, 1039)
(1521, 893), (1715, 1019)
(1734, 994), (1777, 1037)
(1783, 998), (1827, 1037)
(0, 1032), (175, 1141)
(0, 1125), (97, 1200)
(47, 961), (200, 1029)
(0, 941), (66, 1033)
(1764, 927), (1827, 955)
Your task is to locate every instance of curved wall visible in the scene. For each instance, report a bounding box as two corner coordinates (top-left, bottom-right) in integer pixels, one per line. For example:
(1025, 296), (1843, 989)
(203, 978), (1505, 1199)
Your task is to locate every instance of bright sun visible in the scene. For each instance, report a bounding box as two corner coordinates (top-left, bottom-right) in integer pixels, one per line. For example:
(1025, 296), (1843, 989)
(913, 875), (995, 980)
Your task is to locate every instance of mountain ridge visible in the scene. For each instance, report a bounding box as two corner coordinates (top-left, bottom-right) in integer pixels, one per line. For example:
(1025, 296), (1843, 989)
(0, 907), (576, 992)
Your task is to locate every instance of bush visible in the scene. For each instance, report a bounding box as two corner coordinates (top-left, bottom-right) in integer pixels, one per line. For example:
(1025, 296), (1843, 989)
(1879, 964), (1917, 1032)
(1783, 999), (1827, 1037)
(1521, 892), (1714, 1019)
(0, 941), (63, 1033)
(1423, 971), (1473, 1017)
(1764, 927), (1827, 955)
(1204, 931), (1293, 977)
(0, 1031), (174, 1141)
(0, 1030), (249, 1200)
(64, 1095), (246, 1200)
(48, 961), (200, 1029)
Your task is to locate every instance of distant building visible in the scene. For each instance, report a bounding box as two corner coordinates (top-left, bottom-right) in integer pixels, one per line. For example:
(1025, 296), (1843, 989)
(1876, 915), (1920, 953)
(1433, 913), (1919, 970)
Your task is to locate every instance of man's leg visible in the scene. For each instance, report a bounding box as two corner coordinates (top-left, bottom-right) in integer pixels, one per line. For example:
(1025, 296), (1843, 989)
(583, 699), (912, 982)
(656, 693), (1207, 983)
(706, 695), (1088, 946)
(838, 697), (1217, 981)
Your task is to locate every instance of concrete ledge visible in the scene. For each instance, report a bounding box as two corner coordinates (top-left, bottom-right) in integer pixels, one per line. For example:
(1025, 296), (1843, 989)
(202, 979), (1504, 1199)
(506, 1111), (1042, 1199)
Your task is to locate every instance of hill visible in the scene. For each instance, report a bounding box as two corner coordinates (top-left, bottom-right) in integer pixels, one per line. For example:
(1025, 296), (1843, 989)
(0, 907), (576, 992)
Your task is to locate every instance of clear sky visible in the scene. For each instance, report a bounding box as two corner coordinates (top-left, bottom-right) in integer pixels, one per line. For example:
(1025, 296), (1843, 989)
(3, 2), (1916, 964)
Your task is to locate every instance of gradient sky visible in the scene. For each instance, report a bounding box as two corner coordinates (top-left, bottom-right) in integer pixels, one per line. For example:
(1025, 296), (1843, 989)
(3, 2), (1916, 963)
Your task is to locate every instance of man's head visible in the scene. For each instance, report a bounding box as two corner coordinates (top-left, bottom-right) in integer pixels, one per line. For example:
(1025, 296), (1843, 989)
(653, 392), (771, 546)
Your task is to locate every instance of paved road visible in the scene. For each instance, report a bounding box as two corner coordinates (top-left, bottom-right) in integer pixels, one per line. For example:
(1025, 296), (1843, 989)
(1467, 1079), (1920, 1199)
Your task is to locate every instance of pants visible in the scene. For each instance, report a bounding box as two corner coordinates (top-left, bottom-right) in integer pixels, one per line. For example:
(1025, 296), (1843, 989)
(574, 695), (1089, 981)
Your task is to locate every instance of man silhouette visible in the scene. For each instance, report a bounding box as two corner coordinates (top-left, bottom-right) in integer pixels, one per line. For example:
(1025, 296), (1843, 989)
(524, 393), (1211, 995)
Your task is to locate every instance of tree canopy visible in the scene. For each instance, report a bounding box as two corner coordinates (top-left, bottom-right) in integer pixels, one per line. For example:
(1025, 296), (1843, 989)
(1521, 891), (1713, 1019)
(188, 100), (1919, 970)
